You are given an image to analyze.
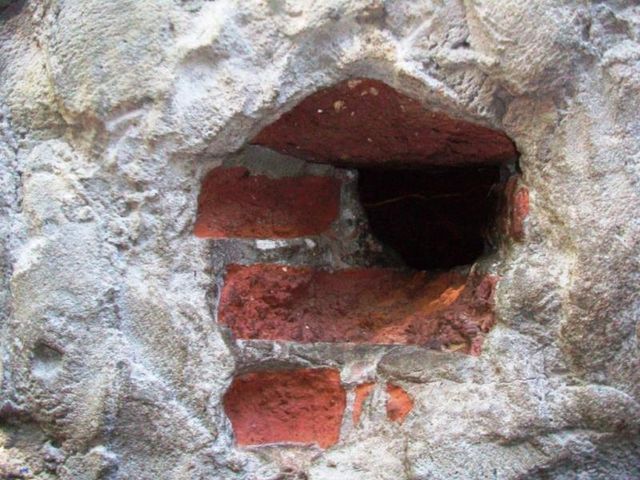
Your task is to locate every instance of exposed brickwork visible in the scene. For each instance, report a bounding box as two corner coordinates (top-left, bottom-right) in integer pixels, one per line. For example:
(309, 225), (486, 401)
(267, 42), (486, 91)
(386, 384), (413, 423)
(205, 78), (515, 451)
(223, 368), (346, 448)
(252, 78), (517, 168)
(511, 186), (530, 240)
(219, 264), (497, 352)
(194, 166), (341, 239)
(502, 175), (530, 241)
(352, 382), (375, 425)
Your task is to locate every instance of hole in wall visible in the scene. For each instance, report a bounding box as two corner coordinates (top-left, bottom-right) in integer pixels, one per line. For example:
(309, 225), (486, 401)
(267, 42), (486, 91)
(200, 78), (520, 349)
(252, 78), (517, 271)
(357, 165), (502, 270)
(198, 77), (524, 451)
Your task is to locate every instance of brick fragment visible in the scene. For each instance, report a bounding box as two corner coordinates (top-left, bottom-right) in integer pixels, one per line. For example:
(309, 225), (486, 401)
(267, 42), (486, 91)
(386, 384), (413, 423)
(502, 174), (530, 241)
(352, 382), (375, 425)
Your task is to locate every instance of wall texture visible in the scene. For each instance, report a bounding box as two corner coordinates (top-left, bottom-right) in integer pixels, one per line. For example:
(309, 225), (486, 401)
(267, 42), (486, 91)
(1, 1), (639, 479)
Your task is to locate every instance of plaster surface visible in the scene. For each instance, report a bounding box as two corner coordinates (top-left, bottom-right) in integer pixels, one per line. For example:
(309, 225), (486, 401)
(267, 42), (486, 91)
(1, 1), (639, 479)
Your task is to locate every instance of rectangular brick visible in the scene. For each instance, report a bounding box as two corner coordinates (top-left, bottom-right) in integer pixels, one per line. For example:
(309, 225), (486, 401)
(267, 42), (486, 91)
(218, 264), (497, 352)
(194, 166), (341, 239)
(223, 368), (345, 448)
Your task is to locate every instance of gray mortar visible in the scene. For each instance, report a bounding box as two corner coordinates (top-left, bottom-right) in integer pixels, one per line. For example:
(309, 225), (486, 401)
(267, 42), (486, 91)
(1, 1), (639, 479)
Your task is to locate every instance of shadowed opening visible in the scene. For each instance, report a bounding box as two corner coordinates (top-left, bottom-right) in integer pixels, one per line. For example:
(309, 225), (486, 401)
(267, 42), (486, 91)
(208, 77), (520, 350)
(253, 77), (516, 270)
(357, 165), (502, 270)
(213, 77), (522, 449)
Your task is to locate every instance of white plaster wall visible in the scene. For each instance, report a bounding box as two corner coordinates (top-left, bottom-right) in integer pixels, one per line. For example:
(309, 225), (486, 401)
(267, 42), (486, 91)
(0, 1), (639, 478)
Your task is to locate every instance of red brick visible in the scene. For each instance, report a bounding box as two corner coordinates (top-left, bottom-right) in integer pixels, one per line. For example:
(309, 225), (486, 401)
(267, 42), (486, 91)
(386, 384), (413, 423)
(223, 368), (345, 448)
(503, 175), (530, 241)
(511, 186), (530, 240)
(352, 382), (375, 425)
(219, 264), (497, 352)
(194, 166), (341, 239)
(252, 78), (517, 168)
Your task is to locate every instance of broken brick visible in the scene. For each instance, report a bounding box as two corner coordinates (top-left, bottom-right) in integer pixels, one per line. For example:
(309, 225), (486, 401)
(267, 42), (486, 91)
(352, 382), (375, 425)
(252, 78), (517, 168)
(386, 384), (413, 423)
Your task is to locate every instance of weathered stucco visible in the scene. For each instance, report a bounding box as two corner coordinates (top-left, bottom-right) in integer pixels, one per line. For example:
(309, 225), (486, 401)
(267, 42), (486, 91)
(1, 1), (639, 479)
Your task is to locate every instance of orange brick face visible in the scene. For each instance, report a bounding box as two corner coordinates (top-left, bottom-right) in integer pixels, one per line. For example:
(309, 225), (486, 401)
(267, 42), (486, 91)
(223, 369), (346, 448)
(501, 175), (530, 241)
(352, 383), (375, 425)
(194, 166), (341, 239)
(219, 264), (497, 352)
(511, 186), (530, 240)
(386, 384), (413, 423)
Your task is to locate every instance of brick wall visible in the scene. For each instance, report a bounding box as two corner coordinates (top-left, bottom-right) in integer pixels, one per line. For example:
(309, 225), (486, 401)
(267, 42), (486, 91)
(196, 79), (525, 448)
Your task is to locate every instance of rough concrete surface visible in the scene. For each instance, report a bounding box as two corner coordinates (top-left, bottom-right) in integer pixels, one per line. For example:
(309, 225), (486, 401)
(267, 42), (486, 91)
(0, 1), (639, 479)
